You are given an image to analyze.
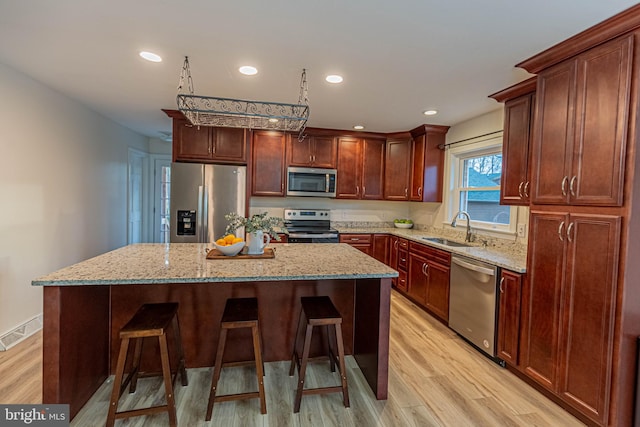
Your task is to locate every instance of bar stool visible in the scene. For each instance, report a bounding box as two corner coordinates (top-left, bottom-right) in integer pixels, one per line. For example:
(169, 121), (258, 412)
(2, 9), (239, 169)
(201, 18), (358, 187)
(205, 297), (266, 420)
(106, 302), (188, 427)
(289, 296), (350, 413)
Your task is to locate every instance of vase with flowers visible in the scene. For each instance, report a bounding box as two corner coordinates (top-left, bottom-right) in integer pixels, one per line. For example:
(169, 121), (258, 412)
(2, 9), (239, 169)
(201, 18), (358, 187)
(225, 212), (282, 255)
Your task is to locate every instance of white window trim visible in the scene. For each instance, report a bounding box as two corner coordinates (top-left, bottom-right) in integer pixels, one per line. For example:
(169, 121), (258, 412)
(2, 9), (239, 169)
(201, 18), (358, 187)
(443, 134), (518, 237)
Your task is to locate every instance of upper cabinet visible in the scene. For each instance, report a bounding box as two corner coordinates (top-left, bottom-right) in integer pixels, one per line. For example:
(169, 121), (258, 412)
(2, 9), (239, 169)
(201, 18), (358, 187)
(251, 130), (287, 197)
(336, 136), (385, 200)
(287, 134), (337, 168)
(530, 35), (633, 207)
(172, 117), (247, 164)
(384, 136), (412, 200)
(409, 125), (449, 202)
(489, 78), (536, 206)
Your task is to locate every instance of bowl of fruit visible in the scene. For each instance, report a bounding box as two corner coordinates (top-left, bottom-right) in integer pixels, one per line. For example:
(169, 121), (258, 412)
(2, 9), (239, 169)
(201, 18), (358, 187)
(214, 234), (245, 256)
(394, 219), (413, 229)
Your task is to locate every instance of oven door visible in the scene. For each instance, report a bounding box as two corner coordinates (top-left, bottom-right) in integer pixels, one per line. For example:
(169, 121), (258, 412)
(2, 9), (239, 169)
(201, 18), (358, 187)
(287, 233), (339, 243)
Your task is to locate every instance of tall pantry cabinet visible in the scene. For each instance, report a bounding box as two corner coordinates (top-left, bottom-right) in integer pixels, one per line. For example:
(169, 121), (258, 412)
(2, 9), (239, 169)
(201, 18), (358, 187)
(513, 7), (640, 426)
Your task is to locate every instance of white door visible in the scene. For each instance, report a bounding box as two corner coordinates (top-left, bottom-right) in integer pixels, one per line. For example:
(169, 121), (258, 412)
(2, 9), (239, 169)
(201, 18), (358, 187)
(128, 149), (148, 244)
(153, 157), (172, 243)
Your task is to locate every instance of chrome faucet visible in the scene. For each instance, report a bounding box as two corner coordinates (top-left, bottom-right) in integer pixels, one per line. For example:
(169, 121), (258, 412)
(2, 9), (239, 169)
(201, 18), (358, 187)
(451, 211), (473, 242)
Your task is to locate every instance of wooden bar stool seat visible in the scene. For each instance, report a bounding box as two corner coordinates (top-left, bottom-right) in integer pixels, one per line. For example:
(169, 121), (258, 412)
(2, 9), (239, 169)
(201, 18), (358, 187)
(106, 302), (188, 427)
(205, 297), (266, 421)
(289, 296), (350, 413)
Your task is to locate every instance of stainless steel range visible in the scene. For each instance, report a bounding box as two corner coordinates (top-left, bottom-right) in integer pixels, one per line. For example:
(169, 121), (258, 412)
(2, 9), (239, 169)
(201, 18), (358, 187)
(283, 209), (339, 243)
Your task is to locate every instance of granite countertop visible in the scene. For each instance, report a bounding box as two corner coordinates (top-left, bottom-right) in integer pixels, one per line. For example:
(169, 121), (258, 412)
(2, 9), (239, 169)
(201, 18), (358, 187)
(32, 243), (398, 286)
(335, 226), (527, 273)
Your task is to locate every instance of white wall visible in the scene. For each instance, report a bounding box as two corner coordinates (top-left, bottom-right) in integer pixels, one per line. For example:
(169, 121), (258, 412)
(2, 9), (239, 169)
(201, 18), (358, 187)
(0, 62), (148, 336)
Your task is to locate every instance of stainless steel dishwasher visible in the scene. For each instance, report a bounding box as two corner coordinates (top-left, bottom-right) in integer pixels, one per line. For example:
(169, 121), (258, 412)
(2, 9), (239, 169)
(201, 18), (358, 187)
(449, 255), (499, 359)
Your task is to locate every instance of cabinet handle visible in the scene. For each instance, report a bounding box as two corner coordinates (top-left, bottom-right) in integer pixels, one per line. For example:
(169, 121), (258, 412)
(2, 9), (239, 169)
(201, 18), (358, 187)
(518, 182), (524, 198)
(313, 155), (316, 162)
(209, 142), (212, 154)
(569, 176), (577, 197)
(356, 186), (360, 196)
(424, 263), (429, 276)
(401, 257), (406, 263)
(499, 277), (505, 293)
(524, 181), (530, 198)
(421, 263), (425, 275)
(309, 155), (313, 163)
(350, 238), (359, 241)
(418, 187), (422, 197)
(282, 183), (285, 191)
(394, 241), (398, 249)
(363, 186), (366, 197)
(405, 188), (408, 197)
(567, 222), (575, 243)
(561, 176), (568, 196)
(558, 221), (565, 241)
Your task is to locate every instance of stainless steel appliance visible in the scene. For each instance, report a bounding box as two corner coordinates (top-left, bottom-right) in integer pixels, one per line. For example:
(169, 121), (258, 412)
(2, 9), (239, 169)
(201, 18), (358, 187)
(170, 163), (246, 243)
(283, 208), (339, 243)
(448, 255), (499, 360)
(287, 167), (337, 198)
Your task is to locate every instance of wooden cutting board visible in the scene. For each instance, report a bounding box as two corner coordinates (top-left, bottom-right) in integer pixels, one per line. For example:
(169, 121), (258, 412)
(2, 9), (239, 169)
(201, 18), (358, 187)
(206, 247), (276, 260)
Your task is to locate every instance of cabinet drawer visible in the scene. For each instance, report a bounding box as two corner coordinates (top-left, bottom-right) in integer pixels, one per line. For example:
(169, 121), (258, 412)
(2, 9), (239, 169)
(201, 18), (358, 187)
(397, 270), (408, 291)
(398, 249), (408, 271)
(409, 241), (451, 265)
(340, 234), (372, 244)
(398, 238), (409, 250)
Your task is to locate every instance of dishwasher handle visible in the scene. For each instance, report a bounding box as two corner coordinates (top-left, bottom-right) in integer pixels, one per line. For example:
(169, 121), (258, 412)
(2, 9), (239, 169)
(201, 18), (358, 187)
(451, 257), (496, 276)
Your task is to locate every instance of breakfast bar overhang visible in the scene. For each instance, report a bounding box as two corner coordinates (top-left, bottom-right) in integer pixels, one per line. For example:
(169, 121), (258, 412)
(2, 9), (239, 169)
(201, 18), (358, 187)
(33, 243), (397, 419)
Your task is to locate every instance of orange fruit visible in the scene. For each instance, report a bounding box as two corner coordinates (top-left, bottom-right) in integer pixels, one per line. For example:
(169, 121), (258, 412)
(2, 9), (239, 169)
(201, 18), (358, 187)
(232, 237), (243, 244)
(215, 238), (226, 246)
(224, 234), (236, 244)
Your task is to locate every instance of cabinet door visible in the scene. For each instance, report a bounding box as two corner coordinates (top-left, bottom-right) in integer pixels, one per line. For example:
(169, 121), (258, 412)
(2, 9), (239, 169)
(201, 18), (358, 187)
(384, 138), (411, 200)
(520, 211), (568, 390)
(388, 235), (399, 287)
(530, 61), (576, 205)
(497, 270), (523, 366)
(212, 128), (247, 163)
(251, 131), (286, 196)
(570, 35), (632, 207)
(311, 136), (337, 168)
(372, 234), (389, 264)
(424, 260), (450, 323)
(410, 132), (446, 202)
(407, 252), (428, 305)
(501, 94), (533, 205)
(361, 138), (385, 200)
(558, 214), (620, 424)
(336, 137), (361, 199)
(174, 119), (212, 161)
(288, 138), (312, 167)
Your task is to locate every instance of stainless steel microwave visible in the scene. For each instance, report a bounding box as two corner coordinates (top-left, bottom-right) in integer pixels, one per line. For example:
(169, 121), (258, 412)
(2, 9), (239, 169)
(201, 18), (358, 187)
(286, 167), (337, 198)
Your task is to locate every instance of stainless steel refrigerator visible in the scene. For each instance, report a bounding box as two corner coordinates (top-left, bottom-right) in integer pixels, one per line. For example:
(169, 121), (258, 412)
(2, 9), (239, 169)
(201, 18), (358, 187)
(170, 163), (246, 243)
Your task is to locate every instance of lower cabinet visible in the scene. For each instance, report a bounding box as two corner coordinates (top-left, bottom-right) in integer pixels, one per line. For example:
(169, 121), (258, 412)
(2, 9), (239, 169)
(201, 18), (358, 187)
(520, 210), (620, 425)
(497, 270), (522, 366)
(339, 233), (372, 255)
(407, 242), (451, 323)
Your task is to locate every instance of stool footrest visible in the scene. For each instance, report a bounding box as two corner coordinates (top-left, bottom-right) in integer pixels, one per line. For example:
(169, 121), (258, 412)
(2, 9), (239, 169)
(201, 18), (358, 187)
(113, 405), (170, 420)
(302, 386), (344, 396)
(213, 391), (262, 403)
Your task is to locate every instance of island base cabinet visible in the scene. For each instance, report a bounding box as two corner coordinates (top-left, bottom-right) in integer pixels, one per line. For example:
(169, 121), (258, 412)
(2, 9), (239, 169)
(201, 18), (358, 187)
(521, 210), (620, 425)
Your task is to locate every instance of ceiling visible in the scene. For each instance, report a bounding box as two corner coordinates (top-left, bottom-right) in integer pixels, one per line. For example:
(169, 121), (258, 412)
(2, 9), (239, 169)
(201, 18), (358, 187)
(0, 1), (637, 139)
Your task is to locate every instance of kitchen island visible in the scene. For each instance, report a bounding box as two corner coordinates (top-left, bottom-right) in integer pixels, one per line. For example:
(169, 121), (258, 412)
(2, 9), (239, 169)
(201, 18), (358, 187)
(32, 243), (397, 419)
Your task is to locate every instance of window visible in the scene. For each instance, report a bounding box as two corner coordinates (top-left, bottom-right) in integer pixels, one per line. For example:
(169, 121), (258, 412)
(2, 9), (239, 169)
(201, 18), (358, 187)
(448, 137), (516, 234)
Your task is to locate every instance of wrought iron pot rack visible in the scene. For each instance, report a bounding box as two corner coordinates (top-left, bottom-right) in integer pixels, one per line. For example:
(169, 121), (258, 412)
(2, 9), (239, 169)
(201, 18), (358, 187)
(176, 57), (309, 140)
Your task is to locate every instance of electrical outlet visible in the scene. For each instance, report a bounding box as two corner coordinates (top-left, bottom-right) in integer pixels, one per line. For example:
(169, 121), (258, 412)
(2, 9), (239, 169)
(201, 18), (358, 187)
(517, 223), (527, 238)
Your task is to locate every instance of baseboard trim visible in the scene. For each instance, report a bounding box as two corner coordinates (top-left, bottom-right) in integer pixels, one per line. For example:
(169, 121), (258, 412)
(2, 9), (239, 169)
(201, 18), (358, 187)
(0, 314), (43, 351)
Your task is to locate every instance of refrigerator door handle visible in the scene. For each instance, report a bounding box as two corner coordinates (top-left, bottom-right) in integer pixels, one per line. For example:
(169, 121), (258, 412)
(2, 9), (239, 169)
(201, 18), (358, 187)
(197, 185), (204, 242)
(202, 186), (209, 242)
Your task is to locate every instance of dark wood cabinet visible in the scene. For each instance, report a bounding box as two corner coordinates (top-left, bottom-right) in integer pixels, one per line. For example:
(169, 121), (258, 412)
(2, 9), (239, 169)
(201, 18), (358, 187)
(530, 35), (632, 207)
(287, 135), (337, 168)
(336, 137), (384, 200)
(172, 118), (247, 164)
(384, 137), (412, 200)
(407, 241), (450, 323)
(497, 270), (522, 366)
(388, 236), (408, 291)
(251, 130), (287, 196)
(490, 79), (536, 206)
(521, 210), (620, 424)
(372, 234), (388, 264)
(409, 126), (448, 202)
(339, 233), (372, 255)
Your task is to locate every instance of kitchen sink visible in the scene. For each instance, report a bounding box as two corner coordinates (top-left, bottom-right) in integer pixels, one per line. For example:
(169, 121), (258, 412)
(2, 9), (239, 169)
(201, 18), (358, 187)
(422, 237), (471, 247)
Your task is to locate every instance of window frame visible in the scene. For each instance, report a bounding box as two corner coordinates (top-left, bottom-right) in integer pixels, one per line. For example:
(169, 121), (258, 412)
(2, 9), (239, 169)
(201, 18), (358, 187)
(445, 135), (517, 236)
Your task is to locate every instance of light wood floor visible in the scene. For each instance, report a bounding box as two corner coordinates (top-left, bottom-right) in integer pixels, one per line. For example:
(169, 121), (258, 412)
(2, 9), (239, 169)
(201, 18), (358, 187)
(0, 291), (584, 426)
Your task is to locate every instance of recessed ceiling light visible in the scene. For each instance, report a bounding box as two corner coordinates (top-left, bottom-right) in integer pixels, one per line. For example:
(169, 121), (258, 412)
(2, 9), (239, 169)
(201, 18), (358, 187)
(326, 75), (343, 84)
(239, 65), (258, 75)
(353, 125), (364, 130)
(139, 51), (162, 62)
(423, 110), (438, 116)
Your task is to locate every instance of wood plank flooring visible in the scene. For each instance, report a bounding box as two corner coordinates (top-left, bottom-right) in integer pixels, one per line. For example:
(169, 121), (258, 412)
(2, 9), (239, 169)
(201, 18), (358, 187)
(0, 291), (584, 426)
